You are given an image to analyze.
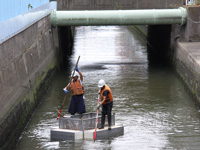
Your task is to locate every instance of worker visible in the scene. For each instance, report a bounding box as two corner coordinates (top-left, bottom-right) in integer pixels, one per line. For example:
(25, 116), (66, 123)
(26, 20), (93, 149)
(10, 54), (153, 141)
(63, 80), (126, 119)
(63, 66), (86, 118)
(97, 79), (113, 130)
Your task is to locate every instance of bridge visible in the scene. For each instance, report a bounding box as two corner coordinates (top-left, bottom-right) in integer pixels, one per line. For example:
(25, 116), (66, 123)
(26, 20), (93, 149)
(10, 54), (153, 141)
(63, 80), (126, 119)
(0, 0), (200, 149)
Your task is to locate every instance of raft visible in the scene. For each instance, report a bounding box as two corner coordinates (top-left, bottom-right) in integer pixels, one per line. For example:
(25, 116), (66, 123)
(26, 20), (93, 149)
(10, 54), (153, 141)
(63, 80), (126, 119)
(50, 112), (124, 140)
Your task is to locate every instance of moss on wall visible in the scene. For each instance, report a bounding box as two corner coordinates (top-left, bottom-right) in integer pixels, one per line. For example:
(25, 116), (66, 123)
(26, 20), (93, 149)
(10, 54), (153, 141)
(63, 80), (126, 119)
(0, 59), (58, 150)
(174, 59), (200, 106)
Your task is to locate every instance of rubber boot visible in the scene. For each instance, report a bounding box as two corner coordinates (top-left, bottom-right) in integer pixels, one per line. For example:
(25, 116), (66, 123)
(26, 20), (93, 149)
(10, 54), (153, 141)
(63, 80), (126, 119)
(70, 115), (75, 118)
(79, 113), (83, 119)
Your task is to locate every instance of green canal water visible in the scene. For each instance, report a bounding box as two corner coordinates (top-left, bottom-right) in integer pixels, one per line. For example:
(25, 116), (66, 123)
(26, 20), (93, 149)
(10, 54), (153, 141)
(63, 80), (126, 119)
(16, 26), (200, 150)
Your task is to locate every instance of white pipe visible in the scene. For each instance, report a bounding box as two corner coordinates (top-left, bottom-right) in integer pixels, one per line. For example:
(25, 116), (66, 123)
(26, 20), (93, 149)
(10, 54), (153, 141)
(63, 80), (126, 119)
(51, 7), (187, 27)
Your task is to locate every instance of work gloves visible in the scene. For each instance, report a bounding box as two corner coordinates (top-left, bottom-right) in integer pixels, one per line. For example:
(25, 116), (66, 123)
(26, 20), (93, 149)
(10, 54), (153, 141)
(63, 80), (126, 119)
(63, 88), (69, 94)
(75, 66), (79, 72)
(96, 104), (100, 110)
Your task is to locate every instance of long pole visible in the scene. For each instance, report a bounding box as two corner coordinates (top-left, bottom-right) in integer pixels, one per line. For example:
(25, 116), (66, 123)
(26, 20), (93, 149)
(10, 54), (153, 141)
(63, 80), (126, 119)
(56, 56), (80, 120)
(93, 94), (100, 141)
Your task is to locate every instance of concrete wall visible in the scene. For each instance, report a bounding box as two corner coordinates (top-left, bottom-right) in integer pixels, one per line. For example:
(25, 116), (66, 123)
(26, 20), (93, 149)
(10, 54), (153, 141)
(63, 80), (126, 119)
(171, 6), (200, 43)
(57, 0), (184, 10)
(173, 42), (200, 105)
(0, 15), (59, 149)
(171, 6), (200, 105)
(131, 6), (200, 106)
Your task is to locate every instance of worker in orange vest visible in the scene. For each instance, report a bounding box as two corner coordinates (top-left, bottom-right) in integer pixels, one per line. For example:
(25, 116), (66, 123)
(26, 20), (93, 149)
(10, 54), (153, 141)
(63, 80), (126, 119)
(97, 79), (113, 130)
(64, 66), (86, 118)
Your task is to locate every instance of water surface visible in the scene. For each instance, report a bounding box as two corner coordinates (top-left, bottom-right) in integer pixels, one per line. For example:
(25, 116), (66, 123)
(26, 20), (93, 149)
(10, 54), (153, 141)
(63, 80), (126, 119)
(16, 26), (200, 150)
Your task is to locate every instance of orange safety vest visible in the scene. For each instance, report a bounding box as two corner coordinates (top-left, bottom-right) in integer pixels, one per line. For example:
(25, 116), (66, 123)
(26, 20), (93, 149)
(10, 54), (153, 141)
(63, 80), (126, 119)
(100, 84), (113, 104)
(70, 79), (84, 96)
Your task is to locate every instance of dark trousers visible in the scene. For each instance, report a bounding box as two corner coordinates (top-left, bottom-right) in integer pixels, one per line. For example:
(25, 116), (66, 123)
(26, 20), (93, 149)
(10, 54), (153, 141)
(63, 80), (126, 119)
(101, 102), (113, 127)
(68, 94), (86, 115)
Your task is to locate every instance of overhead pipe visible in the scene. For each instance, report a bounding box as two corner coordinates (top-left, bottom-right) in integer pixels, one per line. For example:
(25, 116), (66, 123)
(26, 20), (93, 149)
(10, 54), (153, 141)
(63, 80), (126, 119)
(50, 7), (187, 27)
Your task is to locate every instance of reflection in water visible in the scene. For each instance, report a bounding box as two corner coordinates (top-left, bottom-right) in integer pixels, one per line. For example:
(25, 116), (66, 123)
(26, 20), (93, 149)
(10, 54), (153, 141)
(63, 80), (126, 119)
(16, 26), (200, 150)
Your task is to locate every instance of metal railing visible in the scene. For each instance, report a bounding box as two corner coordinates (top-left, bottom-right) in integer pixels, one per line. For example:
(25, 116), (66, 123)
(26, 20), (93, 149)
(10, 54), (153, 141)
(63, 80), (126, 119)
(59, 112), (115, 130)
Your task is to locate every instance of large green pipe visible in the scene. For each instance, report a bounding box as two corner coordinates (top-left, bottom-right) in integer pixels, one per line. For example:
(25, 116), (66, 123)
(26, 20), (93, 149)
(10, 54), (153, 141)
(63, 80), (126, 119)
(51, 7), (187, 27)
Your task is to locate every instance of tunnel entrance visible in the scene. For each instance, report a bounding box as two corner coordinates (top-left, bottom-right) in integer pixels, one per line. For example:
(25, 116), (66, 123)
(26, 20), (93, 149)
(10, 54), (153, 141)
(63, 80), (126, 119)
(147, 25), (172, 65)
(58, 26), (74, 68)
(58, 25), (173, 67)
(53, 8), (186, 68)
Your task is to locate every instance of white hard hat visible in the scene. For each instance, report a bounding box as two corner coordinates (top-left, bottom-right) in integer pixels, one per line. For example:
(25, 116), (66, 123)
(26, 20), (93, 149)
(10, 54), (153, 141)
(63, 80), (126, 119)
(71, 71), (79, 77)
(98, 79), (105, 88)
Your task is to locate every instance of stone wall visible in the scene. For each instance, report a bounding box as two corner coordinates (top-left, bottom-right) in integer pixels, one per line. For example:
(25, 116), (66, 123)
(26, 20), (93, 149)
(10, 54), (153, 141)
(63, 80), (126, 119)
(170, 6), (200, 106)
(173, 42), (200, 105)
(57, 0), (183, 10)
(0, 15), (59, 149)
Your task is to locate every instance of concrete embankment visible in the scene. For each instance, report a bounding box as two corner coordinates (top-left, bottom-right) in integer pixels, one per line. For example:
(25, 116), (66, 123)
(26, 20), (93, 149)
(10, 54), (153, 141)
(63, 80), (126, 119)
(173, 42), (200, 105)
(132, 25), (200, 106)
(0, 14), (59, 149)
(171, 6), (200, 105)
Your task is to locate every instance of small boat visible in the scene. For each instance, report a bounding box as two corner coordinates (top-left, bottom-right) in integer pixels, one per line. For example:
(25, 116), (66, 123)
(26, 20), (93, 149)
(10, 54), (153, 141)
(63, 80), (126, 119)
(51, 112), (124, 140)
